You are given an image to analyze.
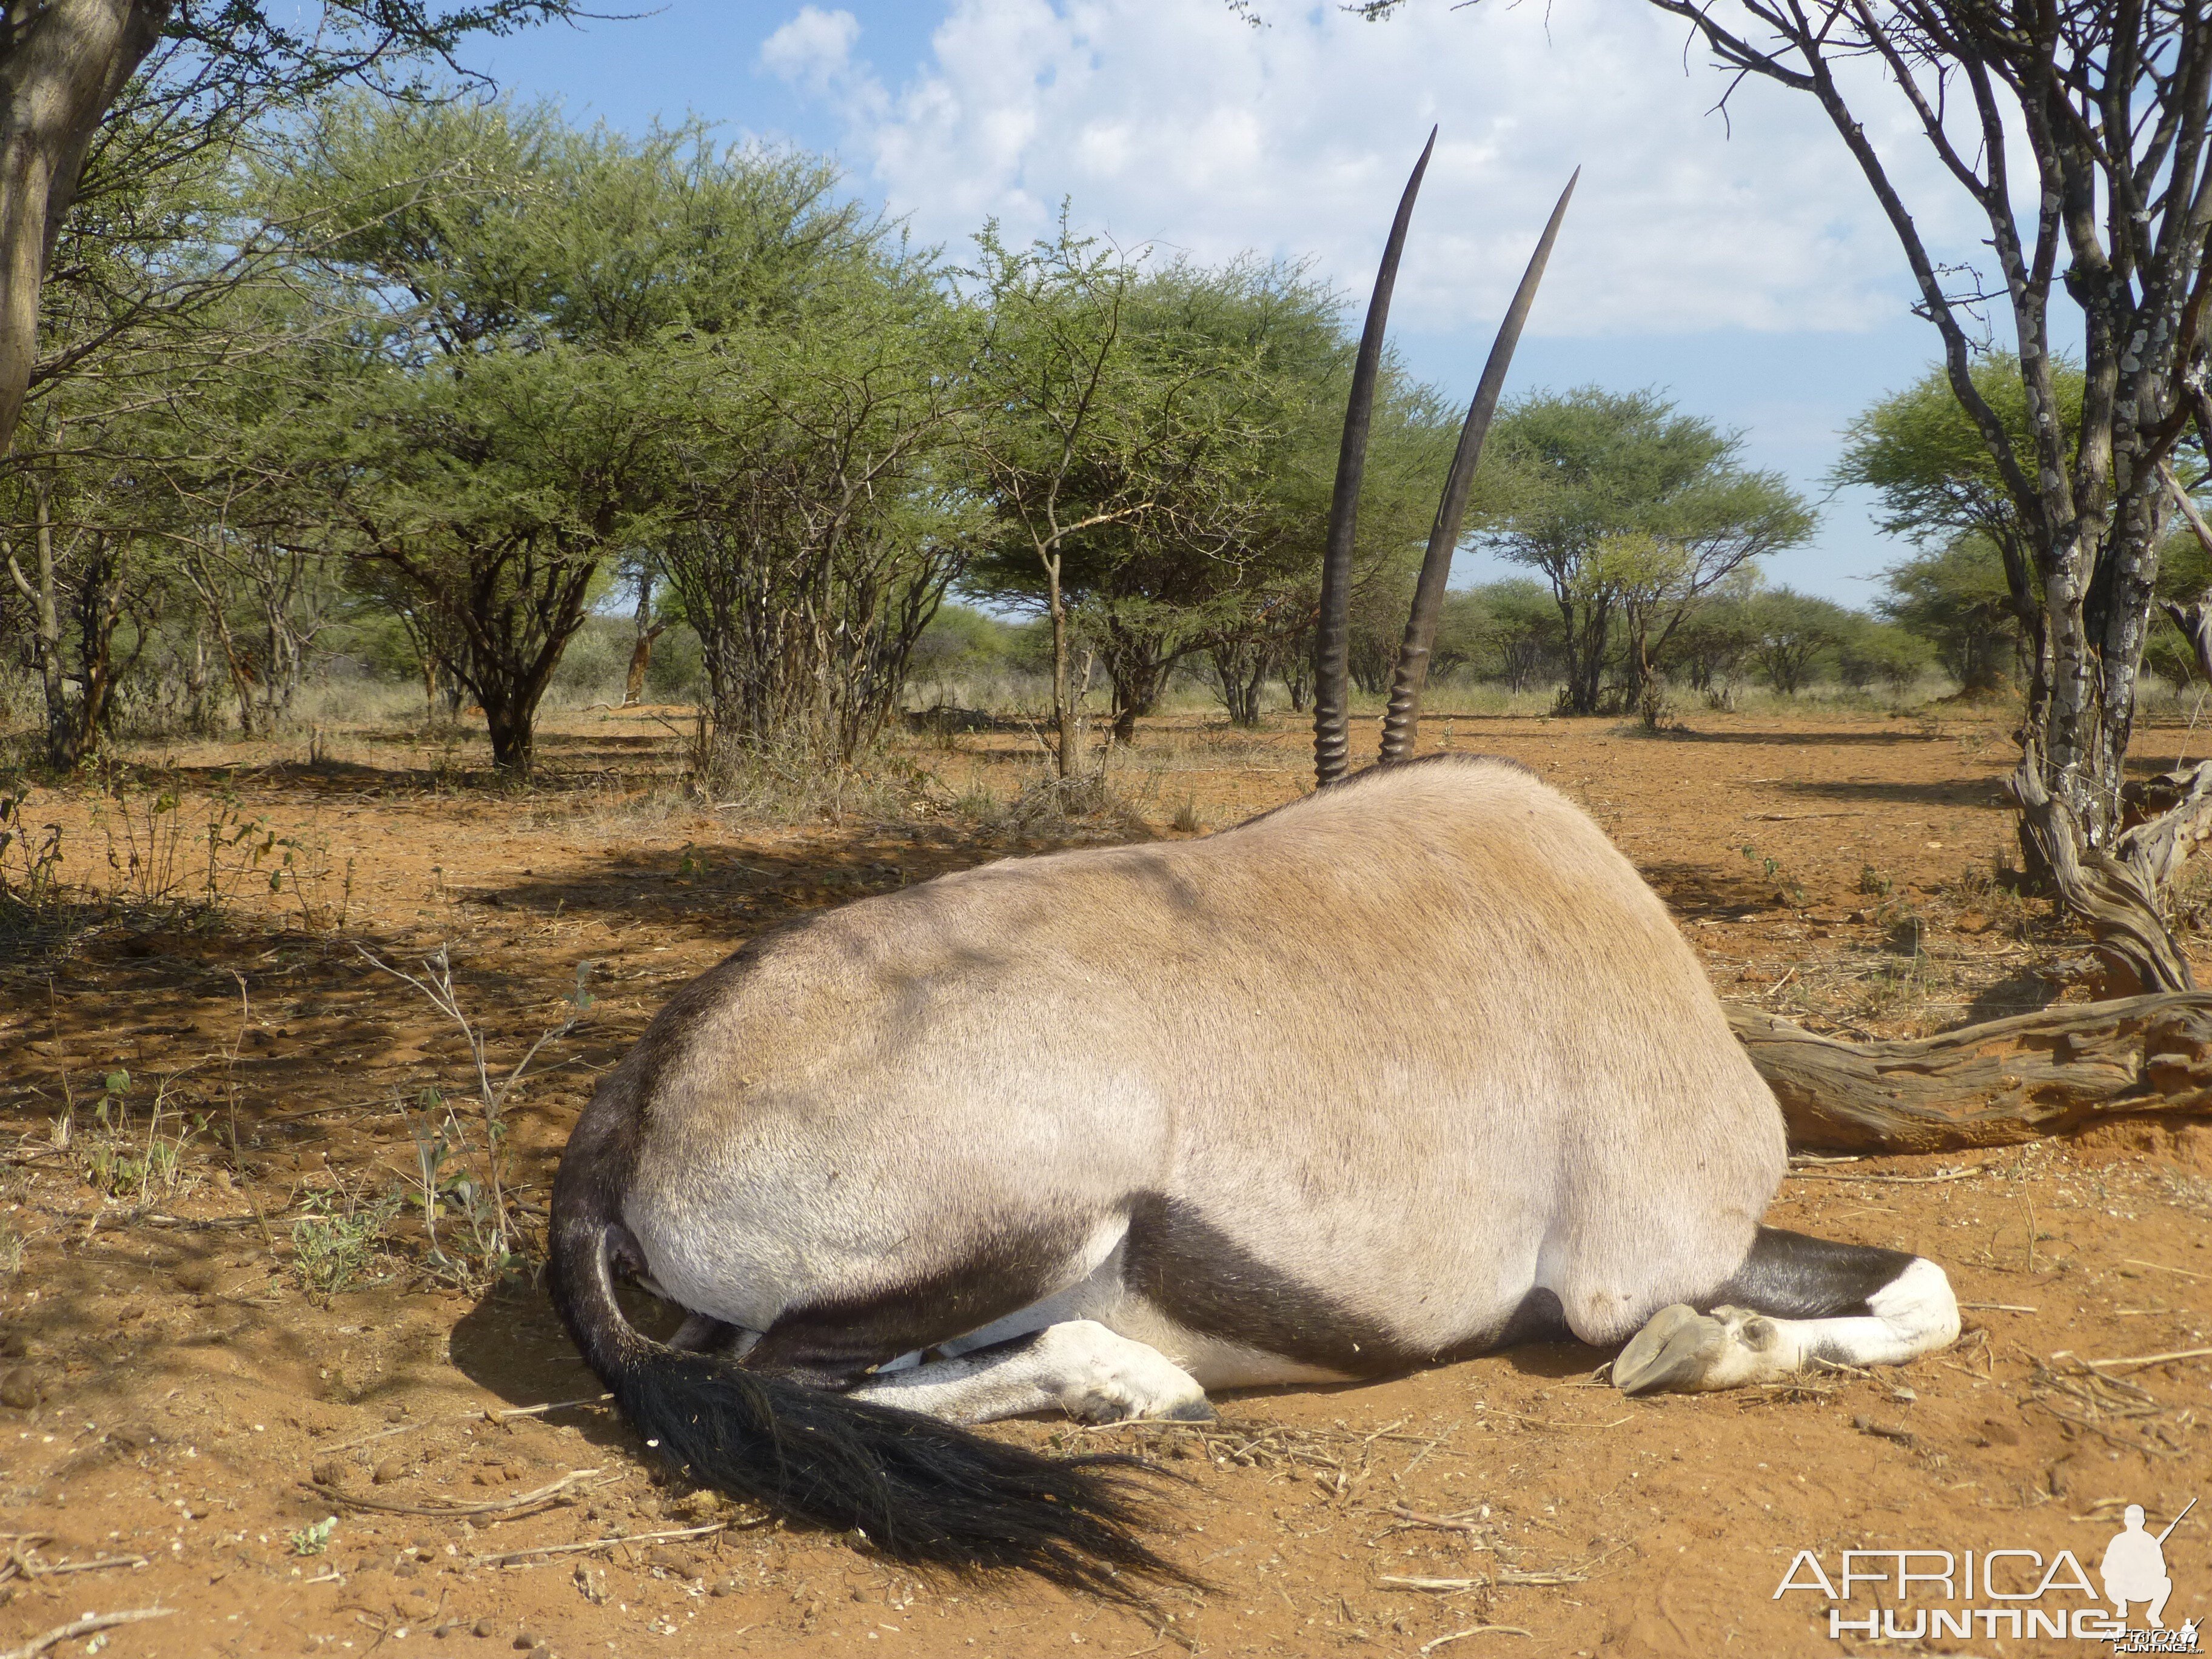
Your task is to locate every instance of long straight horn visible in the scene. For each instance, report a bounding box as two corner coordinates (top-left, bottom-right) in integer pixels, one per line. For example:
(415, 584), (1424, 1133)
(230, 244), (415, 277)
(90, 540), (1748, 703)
(1314, 128), (1435, 789)
(1376, 169), (1577, 765)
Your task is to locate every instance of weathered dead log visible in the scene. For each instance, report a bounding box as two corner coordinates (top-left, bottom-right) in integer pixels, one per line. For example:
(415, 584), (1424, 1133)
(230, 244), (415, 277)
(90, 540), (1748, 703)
(2006, 746), (2196, 994)
(1731, 993), (2212, 1153)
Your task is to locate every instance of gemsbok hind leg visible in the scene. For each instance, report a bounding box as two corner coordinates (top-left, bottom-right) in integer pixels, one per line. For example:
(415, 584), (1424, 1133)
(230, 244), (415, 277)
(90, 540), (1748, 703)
(845, 1322), (1215, 1426)
(1611, 1227), (1959, 1395)
(731, 1253), (1216, 1427)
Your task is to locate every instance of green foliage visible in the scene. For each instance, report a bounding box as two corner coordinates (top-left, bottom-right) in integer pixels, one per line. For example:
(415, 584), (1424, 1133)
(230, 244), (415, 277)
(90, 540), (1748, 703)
(959, 240), (1458, 734)
(290, 1184), (403, 1298)
(261, 100), (934, 774)
(1661, 591), (1760, 694)
(1435, 580), (1565, 690)
(289, 1517), (338, 1558)
(1878, 537), (2020, 692)
(0, 787), (65, 925)
(1834, 355), (2083, 560)
(404, 1094), (523, 1294)
(1480, 387), (1814, 714)
(1746, 588), (1855, 695)
(1834, 615), (1936, 693)
(910, 603), (1042, 682)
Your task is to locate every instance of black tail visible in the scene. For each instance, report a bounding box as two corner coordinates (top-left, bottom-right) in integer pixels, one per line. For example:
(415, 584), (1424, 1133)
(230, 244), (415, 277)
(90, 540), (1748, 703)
(547, 1184), (1196, 1604)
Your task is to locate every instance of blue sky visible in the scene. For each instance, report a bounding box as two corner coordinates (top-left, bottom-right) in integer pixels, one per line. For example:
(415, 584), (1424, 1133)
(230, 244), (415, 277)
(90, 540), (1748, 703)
(460, 1), (2004, 608)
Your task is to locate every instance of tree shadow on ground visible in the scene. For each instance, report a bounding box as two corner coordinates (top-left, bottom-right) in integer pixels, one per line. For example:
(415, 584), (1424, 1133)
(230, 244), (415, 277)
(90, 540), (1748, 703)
(1774, 777), (2009, 809)
(1664, 729), (1954, 748)
(1638, 860), (1785, 922)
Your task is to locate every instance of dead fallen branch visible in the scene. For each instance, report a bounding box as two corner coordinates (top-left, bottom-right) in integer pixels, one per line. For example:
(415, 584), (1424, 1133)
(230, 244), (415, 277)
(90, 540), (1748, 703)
(1731, 992), (2212, 1153)
(0, 1609), (174, 1659)
(469, 1520), (731, 1569)
(306, 1467), (605, 1518)
(1385, 1504), (1490, 1538)
(1785, 1165), (1991, 1185)
(2063, 1346), (2212, 1373)
(1420, 1624), (1533, 1652)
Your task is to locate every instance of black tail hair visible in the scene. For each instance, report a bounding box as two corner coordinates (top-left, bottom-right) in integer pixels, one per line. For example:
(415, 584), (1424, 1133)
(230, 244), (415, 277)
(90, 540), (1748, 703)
(547, 1187), (1198, 1605)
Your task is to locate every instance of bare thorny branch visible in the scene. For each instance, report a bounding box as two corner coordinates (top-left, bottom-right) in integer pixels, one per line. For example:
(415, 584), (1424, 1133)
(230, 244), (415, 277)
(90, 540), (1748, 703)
(355, 943), (591, 1262)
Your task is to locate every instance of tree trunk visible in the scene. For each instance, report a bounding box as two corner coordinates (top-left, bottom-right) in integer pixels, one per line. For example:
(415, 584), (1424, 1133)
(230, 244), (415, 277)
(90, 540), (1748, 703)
(1210, 643), (1266, 726)
(1046, 551), (1077, 778)
(623, 622), (665, 707)
(623, 567), (662, 706)
(481, 691), (534, 777)
(1732, 995), (2212, 1154)
(2, 471), (65, 763)
(2008, 742), (2205, 994)
(59, 531), (125, 765)
(0, 0), (169, 461)
(1557, 593), (1609, 715)
(1108, 642), (1167, 745)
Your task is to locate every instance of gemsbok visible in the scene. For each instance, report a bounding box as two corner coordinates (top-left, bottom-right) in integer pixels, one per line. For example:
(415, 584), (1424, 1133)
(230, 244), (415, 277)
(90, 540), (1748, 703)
(549, 132), (1960, 1598)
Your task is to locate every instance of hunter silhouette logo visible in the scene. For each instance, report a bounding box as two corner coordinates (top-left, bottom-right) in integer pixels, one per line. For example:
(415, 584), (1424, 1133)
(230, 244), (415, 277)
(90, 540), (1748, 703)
(2103, 1501), (2189, 1629)
(1775, 1496), (2200, 1645)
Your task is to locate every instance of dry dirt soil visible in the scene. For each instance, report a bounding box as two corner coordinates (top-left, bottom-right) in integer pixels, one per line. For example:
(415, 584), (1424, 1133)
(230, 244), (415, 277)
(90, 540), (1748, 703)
(5, 703), (2212, 1659)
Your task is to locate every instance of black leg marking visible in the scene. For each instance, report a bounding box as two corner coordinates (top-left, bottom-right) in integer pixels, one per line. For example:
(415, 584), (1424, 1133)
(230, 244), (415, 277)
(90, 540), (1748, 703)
(1122, 1197), (1575, 1373)
(740, 1222), (1089, 1389)
(1706, 1226), (1915, 1319)
(1123, 1195), (1413, 1375)
(1464, 1286), (1570, 1354)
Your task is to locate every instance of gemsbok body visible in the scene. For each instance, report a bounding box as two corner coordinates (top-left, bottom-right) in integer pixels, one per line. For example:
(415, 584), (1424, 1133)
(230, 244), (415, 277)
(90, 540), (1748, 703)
(549, 135), (1960, 1596)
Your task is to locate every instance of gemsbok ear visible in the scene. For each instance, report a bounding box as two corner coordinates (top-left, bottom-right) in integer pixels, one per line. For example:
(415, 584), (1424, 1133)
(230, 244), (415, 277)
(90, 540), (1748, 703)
(1378, 169), (1577, 766)
(1310, 144), (1577, 788)
(1313, 128), (1435, 789)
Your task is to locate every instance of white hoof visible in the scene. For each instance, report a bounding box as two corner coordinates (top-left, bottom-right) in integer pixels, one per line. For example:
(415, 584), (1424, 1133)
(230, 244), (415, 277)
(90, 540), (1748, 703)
(1037, 1320), (1215, 1424)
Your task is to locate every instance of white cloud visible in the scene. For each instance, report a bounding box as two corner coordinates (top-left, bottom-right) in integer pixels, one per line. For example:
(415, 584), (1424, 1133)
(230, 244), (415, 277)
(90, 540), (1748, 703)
(759, 7), (866, 97)
(766, 0), (2000, 343)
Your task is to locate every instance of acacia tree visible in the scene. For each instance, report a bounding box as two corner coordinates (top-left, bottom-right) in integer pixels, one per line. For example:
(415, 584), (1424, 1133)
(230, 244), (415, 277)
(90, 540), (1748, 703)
(273, 100), (701, 775)
(964, 253), (1453, 738)
(1746, 588), (1852, 695)
(1879, 537), (2025, 693)
(0, 438), (172, 765)
(1835, 357), (2088, 686)
(0, 0), (583, 464)
(657, 280), (976, 771)
(1479, 387), (1812, 716)
(1606, 0), (2212, 990)
(967, 224), (1296, 776)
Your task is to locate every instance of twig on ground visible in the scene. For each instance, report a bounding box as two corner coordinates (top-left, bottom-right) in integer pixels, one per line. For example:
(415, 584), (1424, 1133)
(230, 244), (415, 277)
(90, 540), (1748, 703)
(307, 1467), (605, 1518)
(37, 1554), (149, 1576)
(1398, 1419), (1459, 1479)
(1384, 1504), (1490, 1538)
(2062, 1346), (2212, 1372)
(0, 1608), (175, 1659)
(2125, 1258), (2212, 1283)
(1381, 1575), (1480, 1590)
(492, 1393), (614, 1419)
(316, 1423), (423, 1457)
(1419, 1626), (1531, 1653)
(1785, 1165), (1988, 1185)
(469, 1520), (731, 1568)
(1852, 1415), (1918, 1446)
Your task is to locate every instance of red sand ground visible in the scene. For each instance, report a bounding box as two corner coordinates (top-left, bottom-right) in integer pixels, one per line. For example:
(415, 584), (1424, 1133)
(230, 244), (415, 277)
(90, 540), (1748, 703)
(4, 704), (2210, 1658)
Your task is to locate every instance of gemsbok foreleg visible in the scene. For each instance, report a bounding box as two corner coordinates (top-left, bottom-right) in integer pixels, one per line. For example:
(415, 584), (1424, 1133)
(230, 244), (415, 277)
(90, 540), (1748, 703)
(1611, 1227), (1960, 1395)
